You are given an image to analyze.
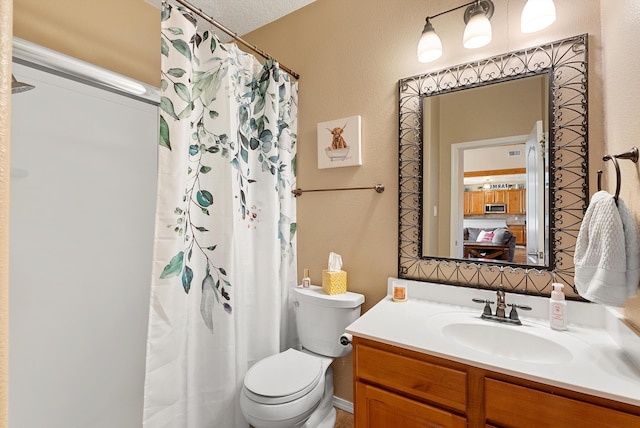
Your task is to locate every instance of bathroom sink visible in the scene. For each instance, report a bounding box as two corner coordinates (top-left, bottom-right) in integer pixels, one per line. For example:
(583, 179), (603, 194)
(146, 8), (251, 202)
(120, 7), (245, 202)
(441, 322), (572, 364)
(427, 312), (589, 365)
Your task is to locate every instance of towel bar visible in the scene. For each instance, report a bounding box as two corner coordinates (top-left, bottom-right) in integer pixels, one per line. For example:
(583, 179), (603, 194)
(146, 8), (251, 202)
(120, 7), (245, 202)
(291, 184), (385, 197)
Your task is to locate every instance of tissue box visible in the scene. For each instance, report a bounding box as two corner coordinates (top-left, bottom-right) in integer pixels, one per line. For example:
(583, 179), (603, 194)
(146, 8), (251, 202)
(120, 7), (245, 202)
(322, 270), (347, 295)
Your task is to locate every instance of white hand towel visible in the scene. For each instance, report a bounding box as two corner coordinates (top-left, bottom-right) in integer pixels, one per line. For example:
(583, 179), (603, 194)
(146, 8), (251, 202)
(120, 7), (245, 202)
(619, 197), (640, 298)
(574, 191), (640, 307)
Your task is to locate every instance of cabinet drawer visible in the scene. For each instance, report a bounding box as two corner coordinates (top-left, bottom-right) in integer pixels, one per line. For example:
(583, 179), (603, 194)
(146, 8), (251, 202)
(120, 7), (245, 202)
(485, 378), (640, 427)
(354, 343), (467, 412)
(355, 382), (466, 428)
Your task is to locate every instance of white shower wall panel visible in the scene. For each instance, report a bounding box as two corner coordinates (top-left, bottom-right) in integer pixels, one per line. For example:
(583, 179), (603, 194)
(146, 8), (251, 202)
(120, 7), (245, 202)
(9, 62), (158, 428)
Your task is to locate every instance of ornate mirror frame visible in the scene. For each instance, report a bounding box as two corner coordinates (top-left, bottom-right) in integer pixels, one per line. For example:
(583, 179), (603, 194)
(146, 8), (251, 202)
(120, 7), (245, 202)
(398, 34), (588, 296)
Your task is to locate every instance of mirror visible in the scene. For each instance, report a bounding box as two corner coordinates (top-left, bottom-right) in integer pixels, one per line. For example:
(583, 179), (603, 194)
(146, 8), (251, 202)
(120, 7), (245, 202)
(421, 74), (550, 266)
(398, 34), (588, 296)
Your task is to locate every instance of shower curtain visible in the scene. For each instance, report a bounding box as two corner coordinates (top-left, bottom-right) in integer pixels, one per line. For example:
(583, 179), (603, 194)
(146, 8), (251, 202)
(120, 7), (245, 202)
(143, 3), (298, 427)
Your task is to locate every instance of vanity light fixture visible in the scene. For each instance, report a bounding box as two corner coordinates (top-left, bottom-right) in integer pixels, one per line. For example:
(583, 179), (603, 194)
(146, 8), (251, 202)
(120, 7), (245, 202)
(521, 0), (556, 33)
(417, 0), (495, 64)
(417, 18), (443, 63)
(418, 0), (557, 63)
(462, 1), (494, 49)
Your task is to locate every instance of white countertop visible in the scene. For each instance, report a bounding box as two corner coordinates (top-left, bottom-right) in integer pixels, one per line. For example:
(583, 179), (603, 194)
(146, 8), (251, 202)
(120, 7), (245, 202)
(346, 278), (640, 407)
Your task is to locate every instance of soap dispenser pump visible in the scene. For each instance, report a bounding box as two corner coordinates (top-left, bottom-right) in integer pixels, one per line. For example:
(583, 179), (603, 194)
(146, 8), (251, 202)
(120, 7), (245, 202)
(550, 283), (567, 331)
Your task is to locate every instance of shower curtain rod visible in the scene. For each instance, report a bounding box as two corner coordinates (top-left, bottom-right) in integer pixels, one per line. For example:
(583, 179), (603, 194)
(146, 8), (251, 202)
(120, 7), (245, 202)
(170, 0), (300, 80)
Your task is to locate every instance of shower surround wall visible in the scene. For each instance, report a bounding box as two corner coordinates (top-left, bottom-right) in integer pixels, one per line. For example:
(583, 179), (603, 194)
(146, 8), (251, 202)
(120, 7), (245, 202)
(9, 63), (158, 427)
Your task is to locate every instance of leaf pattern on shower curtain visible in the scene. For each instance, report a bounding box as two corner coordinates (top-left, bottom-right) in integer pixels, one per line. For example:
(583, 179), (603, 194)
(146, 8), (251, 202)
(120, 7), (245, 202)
(145, 4), (297, 425)
(155, 3), (298, 331)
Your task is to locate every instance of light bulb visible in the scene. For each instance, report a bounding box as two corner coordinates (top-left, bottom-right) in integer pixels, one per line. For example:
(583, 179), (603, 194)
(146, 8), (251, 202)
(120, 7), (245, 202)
(417, 19), (443, 63)
(463, 9), (492, 49)
(521, 0), (556, 33)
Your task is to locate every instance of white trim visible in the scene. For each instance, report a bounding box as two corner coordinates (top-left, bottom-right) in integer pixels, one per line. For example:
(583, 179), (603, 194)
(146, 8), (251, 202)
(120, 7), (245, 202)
(332, 396), (354, 414)
(12, 37), (160, 104)
(450, 134), (527, 258)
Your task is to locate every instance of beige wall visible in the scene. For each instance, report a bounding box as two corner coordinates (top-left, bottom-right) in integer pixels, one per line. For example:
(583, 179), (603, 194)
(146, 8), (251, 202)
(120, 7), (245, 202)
(601, 1), (640, 329)
(246, 0), (604, 401)
(13, 0), (159, 86)
(9, 0), (637, 408)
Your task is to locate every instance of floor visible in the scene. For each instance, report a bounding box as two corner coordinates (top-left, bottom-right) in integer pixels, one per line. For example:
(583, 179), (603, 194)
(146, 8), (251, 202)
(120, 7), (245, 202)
(514, 245), (527, 264)
(335, 408), (354, 428)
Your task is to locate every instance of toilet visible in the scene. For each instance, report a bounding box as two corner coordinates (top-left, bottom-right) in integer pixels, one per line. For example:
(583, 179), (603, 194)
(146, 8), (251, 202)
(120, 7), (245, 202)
(240, 285), (364, 428)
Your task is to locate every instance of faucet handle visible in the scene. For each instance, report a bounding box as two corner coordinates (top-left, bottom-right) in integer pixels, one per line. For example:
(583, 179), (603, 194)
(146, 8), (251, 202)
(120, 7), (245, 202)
(472, 298), (494, 316)
(507, 303), (532, 321)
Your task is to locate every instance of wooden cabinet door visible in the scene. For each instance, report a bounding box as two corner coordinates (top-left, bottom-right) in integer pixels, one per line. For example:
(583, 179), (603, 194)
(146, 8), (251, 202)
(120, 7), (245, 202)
(470, 191), (485, 214)
(485, 379), (640, 428)
(485, 190), (506, 204)
(355, 382), (467, 428)
(506, 189), (520, 214)
(354, 343), (467, 412)
(509, 225), (526, 246)
(507, 189), (526, 214)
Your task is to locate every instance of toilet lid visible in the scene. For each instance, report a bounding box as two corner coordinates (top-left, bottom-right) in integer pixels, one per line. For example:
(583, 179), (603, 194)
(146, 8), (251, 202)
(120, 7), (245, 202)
(244, 349), (323, 404)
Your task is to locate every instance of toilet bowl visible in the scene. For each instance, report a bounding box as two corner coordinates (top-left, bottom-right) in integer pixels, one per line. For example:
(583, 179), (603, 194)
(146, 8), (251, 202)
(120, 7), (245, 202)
(240, 349), (334, 428)
(240, 285), (364, 428)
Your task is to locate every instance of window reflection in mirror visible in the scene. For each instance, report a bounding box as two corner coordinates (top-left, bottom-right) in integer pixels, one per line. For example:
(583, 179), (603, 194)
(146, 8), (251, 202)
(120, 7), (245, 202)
(421, 74), (550, 267)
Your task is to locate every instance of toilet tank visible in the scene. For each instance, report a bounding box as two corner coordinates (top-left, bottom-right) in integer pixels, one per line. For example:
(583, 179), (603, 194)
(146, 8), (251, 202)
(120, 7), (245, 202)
(293, 285), (365, 358)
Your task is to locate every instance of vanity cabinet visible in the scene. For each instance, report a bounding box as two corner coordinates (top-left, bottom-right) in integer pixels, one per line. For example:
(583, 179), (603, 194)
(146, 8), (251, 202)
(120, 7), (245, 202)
(485, 379), (640, 427)
(353, 336), (640, 428)
(354, 341), (467, 428)
(355, 383), (466, 428)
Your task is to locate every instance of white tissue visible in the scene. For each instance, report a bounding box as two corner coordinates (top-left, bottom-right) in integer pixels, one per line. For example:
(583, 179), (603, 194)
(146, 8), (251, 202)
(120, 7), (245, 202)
(328, 252), (343, 272)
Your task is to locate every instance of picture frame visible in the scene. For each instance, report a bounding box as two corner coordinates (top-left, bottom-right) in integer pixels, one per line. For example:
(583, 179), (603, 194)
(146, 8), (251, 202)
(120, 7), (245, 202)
(316, 115), (362, 169)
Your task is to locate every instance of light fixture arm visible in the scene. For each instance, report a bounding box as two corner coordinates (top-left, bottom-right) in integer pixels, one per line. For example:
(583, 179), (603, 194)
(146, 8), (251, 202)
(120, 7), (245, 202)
(423, 0), (488, 22)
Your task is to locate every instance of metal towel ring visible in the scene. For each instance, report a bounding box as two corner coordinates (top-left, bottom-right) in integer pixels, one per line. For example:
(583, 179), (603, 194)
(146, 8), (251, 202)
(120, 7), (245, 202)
(597, 146), (639, 203)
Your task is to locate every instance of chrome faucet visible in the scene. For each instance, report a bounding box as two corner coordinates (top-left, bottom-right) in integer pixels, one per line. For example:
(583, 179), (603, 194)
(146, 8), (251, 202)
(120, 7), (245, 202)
(472, 286), (531, 325)
(495, 287), (507, 318)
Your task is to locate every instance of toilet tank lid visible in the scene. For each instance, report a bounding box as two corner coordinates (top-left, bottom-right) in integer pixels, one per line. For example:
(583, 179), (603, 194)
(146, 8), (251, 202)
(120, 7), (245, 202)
(293, 285), (364, 308)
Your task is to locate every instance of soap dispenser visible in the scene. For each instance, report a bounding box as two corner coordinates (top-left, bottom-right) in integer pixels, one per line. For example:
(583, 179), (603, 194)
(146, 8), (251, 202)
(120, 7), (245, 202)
(302, 269), (311, 288)
(550, 283), (567, 331)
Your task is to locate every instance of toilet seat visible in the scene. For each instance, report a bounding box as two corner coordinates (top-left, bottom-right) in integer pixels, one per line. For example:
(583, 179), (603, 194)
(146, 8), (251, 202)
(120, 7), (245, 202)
(243, 349), (323, 405)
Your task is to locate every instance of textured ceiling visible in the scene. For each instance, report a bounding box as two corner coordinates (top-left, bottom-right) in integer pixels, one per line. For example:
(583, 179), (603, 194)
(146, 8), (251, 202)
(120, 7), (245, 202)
(148, 0), (316, 40)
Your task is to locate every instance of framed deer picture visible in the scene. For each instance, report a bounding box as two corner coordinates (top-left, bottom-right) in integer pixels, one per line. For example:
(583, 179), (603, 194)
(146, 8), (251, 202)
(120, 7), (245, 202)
(316, 115), (362, 169)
